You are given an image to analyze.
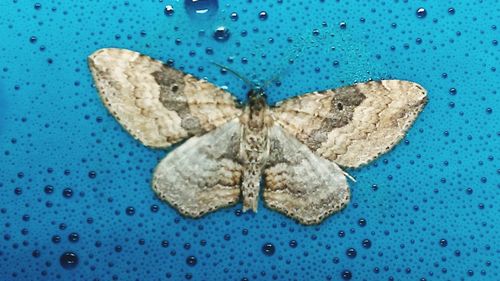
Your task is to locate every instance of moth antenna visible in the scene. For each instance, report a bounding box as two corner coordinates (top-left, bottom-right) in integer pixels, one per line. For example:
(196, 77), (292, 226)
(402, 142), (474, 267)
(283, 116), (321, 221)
(260, 69), (286, 89)
(211, 62), (256, 89)
(343, 171), (356, 182)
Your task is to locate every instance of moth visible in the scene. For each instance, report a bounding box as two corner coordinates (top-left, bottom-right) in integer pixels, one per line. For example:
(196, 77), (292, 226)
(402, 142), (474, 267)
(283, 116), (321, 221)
(88, 48), (427, 225)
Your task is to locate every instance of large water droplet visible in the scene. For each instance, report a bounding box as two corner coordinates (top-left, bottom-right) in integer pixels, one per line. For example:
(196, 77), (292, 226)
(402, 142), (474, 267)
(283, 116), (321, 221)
(60, 252), (78, 269)
(185, 0), (218, 19)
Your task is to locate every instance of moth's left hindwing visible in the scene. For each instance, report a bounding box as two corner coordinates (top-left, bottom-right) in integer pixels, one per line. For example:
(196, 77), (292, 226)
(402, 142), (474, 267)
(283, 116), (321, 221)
(153, 119), (243, 218)
(88, 48), (242, 149)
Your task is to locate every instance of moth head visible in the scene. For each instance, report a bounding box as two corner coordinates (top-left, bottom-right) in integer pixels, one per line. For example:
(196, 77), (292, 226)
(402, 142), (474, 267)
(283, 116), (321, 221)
(248, 87), (267, 107)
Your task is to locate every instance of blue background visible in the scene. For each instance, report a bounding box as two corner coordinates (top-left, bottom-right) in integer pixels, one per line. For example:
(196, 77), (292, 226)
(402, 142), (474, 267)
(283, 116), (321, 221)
(0, 1), (498, 280)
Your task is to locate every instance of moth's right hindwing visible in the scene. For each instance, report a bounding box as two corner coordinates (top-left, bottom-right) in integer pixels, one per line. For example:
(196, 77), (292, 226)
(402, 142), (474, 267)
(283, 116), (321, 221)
(263, 125), (350, 225)
(88, 48), (242, 149)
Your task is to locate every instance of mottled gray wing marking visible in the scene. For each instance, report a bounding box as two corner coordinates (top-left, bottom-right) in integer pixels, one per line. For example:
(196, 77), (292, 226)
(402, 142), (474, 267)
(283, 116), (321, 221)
(88, 48), (242, 149)
(152, 119), (243, 218)
(272, 80), (427, 168)
(263, 125), (350, 225)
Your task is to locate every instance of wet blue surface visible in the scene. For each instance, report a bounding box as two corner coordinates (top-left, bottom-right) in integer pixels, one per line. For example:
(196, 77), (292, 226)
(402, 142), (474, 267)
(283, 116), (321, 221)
(0, 1), (498, 280)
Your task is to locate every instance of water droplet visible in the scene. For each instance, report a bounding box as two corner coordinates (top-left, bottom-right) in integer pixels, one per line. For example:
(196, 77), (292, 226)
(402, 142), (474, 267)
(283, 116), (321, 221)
(213, 26), (230, 42)
(184, 0), (218, 19)
(262, 243), (275, 256)
(32, 250), (41, 258)
(341, 270), (352, 280)
(416, 8), (427, 18)
(60, 252), (78, 269)
(164, 5), (174, 16)
(186, 256), (197, 266)
(44, 185), (54, 194)
(346, 248), (357, 258)
(68, 232), (79, 243)
(52, 235), (61, 244)
(339, 21), (347, 29)
(259, 11), (268, 20)
(62, 188), (73, 198)
(230, 12), (238, 21)
(126, 206), (135, 216)
(362, 239), (372, 248)
(439, 239), (448, 247)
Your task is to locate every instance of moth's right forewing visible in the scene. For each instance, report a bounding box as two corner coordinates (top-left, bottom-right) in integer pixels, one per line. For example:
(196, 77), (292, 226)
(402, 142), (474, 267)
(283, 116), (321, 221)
(272, 80), (427, 168)
(88, 48), (242, 149)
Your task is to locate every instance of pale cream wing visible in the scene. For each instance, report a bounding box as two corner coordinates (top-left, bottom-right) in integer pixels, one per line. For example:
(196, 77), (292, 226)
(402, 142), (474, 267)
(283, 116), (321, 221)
(88, 48), (242, 149)
(271, 80), (427, 168)
(152, 119), (243, 218)
(263, 125), (350, 225)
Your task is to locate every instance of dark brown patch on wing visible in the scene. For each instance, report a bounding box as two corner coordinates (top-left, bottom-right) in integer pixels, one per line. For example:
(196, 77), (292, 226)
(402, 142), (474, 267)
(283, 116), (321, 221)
(152, 68), (205, 135)
(306, 86), (367, 150)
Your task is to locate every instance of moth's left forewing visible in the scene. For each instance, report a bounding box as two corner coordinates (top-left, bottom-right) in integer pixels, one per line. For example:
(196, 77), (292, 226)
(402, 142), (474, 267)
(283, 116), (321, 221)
(272, 80), (427, 168)
(88, 48), (242, 149)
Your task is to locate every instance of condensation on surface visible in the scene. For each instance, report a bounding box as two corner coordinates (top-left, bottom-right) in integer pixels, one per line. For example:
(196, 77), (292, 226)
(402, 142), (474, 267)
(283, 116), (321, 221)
(0, 1), (498, 281)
